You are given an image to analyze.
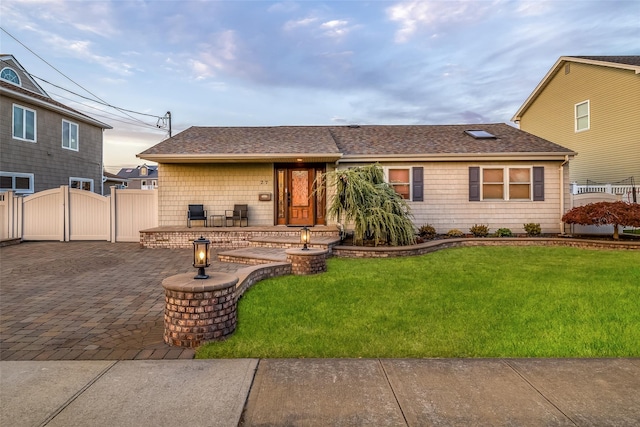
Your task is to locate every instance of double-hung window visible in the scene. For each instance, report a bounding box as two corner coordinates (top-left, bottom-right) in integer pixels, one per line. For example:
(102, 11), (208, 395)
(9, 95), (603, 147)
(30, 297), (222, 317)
(12, 104), (36, 142)
(387, 168), (411, 199)
(470, 166), (543, 201)
(575, 100), (589, 132)
(383, 167), (424, 201)
(62, 120), (79, 151)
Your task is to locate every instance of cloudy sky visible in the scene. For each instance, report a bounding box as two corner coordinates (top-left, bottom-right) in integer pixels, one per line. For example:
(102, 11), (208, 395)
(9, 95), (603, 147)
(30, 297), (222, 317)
(1, 0), (637, 172)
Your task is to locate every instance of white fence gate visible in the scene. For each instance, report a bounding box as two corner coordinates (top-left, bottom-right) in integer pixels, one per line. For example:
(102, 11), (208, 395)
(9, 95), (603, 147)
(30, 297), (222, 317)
(1, 186), (157, 242)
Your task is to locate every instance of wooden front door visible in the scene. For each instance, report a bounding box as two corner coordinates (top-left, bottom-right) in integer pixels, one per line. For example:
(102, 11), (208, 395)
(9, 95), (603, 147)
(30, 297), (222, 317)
(276, 166), (326, 226)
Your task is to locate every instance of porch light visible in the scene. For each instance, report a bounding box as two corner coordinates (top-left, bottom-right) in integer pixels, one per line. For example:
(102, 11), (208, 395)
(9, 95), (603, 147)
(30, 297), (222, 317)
(193, 236), (210, 279)
(300, 226), (311, 250)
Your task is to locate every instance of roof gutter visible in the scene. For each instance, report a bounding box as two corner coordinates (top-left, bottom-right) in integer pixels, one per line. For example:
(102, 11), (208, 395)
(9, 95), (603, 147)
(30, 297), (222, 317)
(0, 87), (113, 129)
(137, 153), (343, 163)
(338, 152), (576, 163)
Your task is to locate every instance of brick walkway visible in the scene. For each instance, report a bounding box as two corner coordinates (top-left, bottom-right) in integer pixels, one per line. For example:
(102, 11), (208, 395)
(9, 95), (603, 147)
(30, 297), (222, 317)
(0, 242), (245, 361)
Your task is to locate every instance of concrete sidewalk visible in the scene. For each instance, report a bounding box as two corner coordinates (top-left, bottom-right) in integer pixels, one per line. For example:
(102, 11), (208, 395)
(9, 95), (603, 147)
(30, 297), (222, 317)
(1, 358), (639, 427)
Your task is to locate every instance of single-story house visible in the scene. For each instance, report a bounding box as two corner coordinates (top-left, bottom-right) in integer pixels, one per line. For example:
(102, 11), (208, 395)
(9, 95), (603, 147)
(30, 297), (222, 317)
(137, 123), (575, 234)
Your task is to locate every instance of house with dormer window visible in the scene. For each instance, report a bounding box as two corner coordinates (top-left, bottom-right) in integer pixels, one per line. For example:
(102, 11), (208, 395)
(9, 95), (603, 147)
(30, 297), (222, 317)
(116, 164), (159, 190)
(138, 124), (575, 235)
(0, 54), (111, 194)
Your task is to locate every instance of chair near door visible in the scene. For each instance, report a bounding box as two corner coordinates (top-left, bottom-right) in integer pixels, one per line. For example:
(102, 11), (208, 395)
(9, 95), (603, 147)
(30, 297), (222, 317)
(225, 204), (248, 227)
(187, 204), (207, 227)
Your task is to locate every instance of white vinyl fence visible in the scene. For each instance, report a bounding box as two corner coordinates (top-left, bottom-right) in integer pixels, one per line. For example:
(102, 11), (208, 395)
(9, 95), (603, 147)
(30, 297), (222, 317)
(0, 186), (157, 242)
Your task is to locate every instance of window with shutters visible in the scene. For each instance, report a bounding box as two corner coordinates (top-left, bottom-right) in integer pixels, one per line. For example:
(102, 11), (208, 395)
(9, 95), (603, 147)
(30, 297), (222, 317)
(386, 168), (411, 199)
(470, 166), (544, 201)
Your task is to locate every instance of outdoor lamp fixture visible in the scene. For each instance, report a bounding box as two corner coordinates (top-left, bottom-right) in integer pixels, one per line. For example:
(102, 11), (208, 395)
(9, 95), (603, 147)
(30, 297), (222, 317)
(193, 236), (210, 279)
(300, 226), (311, 250)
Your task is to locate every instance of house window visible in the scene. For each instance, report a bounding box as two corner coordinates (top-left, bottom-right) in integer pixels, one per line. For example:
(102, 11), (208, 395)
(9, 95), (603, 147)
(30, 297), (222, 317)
(387, 168), (411, 199)
(12, 104), (36, 142)
(62, 120), (79, 151)
(1, 67), (21, 85)
(70, 177), (93, 191)
(481, 167), (531, 201)
(575, 100), (589, 132)
(0, 172), (34, 194)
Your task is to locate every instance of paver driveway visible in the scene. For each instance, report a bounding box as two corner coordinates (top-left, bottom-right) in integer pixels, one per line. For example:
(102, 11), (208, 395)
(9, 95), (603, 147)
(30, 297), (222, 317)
(0, 242), (244, 361)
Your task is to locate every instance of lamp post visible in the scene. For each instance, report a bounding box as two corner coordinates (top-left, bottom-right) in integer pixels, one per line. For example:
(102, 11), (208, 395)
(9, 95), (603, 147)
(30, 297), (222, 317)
(193, 236), (210, 279)
(300, 226), (311, 250)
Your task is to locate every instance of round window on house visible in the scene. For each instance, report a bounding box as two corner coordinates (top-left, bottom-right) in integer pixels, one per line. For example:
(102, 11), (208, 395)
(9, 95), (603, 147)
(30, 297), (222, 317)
(1, 67), (21, 85)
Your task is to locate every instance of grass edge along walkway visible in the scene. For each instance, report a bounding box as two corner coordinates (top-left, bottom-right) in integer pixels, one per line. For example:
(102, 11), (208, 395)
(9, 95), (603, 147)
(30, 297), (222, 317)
(197, 246), (640, 359)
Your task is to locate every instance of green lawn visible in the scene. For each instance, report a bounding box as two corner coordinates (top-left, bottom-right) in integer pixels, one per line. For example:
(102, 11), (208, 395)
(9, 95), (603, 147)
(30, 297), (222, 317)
(196, 246), (640, 359)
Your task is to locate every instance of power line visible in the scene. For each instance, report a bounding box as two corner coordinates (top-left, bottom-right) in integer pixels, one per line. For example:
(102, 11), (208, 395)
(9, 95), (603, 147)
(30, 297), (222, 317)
(45, 88), (164, 130)
(33, 75), (162, 119)
(1, 26), (167, 129)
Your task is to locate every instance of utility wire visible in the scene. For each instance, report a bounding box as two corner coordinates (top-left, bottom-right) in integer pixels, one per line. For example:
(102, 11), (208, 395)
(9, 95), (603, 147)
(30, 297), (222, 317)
(1, 26), (164, 128)
(46, 88), (164, 129)
(34, 75), (162, 119)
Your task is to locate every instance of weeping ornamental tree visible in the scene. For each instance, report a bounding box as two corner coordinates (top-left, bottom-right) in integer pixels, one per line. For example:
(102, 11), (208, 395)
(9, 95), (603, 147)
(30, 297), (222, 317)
(562, 201), (640, 240)
(322, 164), (416, 246)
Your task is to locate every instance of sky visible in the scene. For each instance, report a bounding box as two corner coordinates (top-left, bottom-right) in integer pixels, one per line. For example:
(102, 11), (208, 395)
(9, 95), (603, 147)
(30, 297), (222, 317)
(1, 0), (638, 173)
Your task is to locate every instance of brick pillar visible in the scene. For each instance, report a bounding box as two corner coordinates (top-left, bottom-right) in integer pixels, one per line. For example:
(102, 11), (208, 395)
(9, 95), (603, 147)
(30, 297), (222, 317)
(285, 248), (328, 275)
(162, 272), (238, 348)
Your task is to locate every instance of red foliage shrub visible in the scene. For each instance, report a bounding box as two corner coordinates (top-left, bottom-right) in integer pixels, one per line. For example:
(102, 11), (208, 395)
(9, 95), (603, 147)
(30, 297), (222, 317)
(562, 201), (640, 239)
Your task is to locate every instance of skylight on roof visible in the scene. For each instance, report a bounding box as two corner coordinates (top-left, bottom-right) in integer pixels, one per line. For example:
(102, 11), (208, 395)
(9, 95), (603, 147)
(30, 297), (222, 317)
(465, 130), (496, 139)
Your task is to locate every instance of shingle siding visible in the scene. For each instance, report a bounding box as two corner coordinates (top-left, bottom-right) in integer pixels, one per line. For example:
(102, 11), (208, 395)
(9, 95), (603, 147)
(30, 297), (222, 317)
(158, 163), (275, 226)
(1, 94), (104, 193)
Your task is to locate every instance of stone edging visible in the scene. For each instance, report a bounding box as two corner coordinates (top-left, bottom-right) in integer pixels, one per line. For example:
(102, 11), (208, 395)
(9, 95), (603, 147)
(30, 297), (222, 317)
(331, 237), (640, 258)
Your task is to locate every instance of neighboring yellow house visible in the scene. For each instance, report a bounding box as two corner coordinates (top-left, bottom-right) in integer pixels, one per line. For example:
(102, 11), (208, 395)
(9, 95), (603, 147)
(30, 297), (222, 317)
(512, 56), (639, 188)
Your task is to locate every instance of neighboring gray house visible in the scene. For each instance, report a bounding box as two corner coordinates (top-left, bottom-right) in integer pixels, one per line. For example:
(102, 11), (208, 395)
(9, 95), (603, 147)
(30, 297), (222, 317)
(116, 164), (158, 190)
(0, 54), (111, 195)
(102, 171), (128, 196)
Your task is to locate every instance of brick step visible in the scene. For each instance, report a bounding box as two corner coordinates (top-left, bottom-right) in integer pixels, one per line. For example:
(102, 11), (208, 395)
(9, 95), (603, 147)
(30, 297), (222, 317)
(248, 235), (341, 249)
(218, 247), (289, 265)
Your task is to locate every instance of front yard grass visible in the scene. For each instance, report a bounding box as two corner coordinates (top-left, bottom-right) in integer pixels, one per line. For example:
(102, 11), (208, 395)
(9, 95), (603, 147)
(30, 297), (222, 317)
(196, 247), (640, 358)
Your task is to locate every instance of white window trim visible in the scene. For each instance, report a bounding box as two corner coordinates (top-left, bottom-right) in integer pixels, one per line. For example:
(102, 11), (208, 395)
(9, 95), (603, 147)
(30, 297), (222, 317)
(384, 167), (413, 201)
(69, 177), (94, 192)
(0, 171), (35, 194)
(12, 103), (37, 142)
(480, 167), (532, 201)
(62, 120), (79, 151)
(1, 67), (21, 86)
(575, 100), (590, 133)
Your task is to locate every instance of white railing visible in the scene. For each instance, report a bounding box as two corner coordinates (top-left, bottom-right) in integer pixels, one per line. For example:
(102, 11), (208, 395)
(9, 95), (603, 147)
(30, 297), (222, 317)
(571, 183), (637, 201)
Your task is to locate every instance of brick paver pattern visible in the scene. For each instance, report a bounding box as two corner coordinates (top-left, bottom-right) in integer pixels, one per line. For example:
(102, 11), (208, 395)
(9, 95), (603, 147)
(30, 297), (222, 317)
(0, 242), (245, 361)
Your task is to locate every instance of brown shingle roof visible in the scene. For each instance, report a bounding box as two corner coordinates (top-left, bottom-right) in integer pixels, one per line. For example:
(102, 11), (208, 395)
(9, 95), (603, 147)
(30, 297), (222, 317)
(572, 56), (640, 67)
(329, 123), (571, 155)
(140, 126), (342, 156)
(139, 123), (573, 162)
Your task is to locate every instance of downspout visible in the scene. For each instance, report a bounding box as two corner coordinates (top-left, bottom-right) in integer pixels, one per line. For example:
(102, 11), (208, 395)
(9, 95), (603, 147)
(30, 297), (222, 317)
(559, 155), (569, 235)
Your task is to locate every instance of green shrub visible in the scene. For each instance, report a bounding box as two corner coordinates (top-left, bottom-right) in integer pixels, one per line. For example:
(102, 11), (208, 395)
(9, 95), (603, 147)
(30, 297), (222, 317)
(418, 224), (437, 239)
(494, 228), (513, 237)
(469, 224), (489, 237)
(446, 229), (464, 238)
(523, 223), (541, 236)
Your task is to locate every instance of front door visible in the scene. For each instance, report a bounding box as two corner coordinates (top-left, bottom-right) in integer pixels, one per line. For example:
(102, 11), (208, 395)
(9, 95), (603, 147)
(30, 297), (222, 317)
(276, 165), (326, 226)
(288, 168), (313, 225)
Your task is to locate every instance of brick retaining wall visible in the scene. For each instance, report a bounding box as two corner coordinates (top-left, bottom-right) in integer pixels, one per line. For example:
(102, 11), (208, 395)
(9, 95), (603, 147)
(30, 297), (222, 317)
(332, 237), (640, 258)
